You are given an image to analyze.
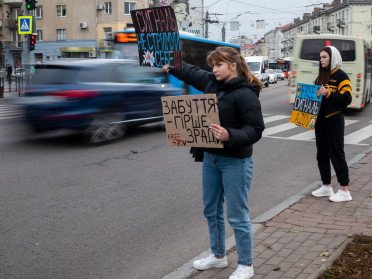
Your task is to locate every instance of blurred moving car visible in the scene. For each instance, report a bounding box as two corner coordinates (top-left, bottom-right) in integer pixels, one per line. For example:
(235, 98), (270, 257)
(265, 69), (277, 84)
(19, 59), (182, 143)
(274, 69), (285, 80)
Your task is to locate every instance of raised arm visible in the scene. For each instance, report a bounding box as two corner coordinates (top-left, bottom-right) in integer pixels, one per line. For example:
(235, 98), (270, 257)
(163, 62), (215, 93)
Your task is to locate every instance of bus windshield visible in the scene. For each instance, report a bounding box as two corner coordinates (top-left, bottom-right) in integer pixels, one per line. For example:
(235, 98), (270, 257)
(300, 39), (356, 61)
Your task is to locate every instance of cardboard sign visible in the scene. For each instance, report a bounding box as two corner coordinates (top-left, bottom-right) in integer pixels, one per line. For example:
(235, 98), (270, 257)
(161, 94), (223, 148)
(130, 6), (182, 69)
(289, 83), (322, 129)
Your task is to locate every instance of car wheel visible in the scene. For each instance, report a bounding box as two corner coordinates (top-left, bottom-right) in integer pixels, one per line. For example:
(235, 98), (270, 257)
(83, 113), (127, 144)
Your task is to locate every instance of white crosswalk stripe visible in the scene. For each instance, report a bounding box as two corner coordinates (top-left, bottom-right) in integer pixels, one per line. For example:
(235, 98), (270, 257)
(263, 114), (371, 146)
(344, 123), (372, 145)
(0, 103), (22, 120)
(286, 120), (359, 141)
(263, 122), (297, 136)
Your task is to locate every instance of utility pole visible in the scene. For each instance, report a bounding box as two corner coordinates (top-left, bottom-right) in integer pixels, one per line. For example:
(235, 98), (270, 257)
(222, 24), (226, 42)
(204, 12), (221, 39)
(205, 10), (209, 38)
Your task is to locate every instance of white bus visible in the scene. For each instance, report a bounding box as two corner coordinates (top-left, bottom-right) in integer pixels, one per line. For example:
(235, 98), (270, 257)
(289, 34), (372, 110)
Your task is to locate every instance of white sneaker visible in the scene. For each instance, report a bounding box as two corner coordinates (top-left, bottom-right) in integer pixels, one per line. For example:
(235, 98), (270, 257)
(192, 254), (228, 270)
(329, 190), (352, 202)
(229, 264), (254, 279)
(312, 185), (334, 197)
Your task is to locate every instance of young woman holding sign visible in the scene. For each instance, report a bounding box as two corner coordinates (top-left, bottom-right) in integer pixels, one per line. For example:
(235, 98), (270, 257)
(311, 46), (353, 202)
(163, 47), (264, 279)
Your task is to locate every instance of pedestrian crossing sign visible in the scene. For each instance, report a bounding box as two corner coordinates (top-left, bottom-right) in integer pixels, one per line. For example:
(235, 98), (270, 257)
(18, 16), (33, 34)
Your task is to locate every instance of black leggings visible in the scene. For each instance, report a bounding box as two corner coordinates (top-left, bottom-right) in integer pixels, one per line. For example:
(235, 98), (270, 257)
(315, 113), (349, 186)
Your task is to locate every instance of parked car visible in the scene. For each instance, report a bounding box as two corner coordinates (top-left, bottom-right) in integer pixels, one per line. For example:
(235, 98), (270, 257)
(274, 69), (285, 80)
(265, 69), (277, 84)
(19, 59), (182, 143)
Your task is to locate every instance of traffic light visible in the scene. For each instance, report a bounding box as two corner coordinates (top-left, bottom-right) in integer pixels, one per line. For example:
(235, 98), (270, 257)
(29, 34), (36, 51)
(25, 0), (37, 11)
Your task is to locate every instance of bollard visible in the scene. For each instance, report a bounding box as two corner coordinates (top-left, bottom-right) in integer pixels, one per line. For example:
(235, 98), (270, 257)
(0, 85), (3, 98)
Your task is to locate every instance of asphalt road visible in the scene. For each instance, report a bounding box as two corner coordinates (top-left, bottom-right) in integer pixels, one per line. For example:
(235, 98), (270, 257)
(0, 80), (371, 279)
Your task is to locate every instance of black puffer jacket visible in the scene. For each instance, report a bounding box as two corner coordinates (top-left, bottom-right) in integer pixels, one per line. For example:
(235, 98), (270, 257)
(169, 62), (265, 158)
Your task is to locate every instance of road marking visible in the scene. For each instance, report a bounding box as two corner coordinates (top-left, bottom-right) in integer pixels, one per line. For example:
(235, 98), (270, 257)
(344, 124), (372, 145)
(263, 122), (297, 136)
(263, 115), (289, 124)
(287, 120), (359, 141)
(0, 104), (21, 119)
(262, 115), (370, 146)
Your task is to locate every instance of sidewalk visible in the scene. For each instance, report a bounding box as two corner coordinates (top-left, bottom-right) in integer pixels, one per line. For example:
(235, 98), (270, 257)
(0, 82), (24, 101)
(185, 149), (372, 279)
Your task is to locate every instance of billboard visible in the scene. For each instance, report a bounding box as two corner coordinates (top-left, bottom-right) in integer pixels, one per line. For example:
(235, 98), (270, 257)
(155, 0), (204, 37)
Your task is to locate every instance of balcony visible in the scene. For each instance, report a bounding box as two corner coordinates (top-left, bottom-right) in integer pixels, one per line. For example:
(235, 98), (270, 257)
(327, 22), (335, 31)
(337, 19), (346, 28)
(3, 0), (23, 6)
(4, 41), (23, 52)
(4, 18), (18, 29)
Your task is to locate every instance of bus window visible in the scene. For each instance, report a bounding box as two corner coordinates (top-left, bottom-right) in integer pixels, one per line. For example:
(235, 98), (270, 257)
(300, 39), (356, 61)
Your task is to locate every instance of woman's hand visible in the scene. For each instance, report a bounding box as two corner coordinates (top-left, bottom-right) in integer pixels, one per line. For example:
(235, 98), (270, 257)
(317, 86), (328, 97)
(210, 124), (229, 141)
(163, 64), (170, 73)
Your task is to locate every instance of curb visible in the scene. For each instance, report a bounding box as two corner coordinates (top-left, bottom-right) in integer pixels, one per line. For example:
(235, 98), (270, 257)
(162, 146), (372, 279)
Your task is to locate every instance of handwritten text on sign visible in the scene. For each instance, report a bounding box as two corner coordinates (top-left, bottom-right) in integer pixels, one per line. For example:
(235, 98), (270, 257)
(131, 6), (181, 69)
(161, 94), (223, 148)
(289, 83), (322, 129)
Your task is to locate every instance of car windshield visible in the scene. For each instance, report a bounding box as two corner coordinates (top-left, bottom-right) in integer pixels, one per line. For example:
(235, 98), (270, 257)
(33, 63), (165, 84)
(247, 62), (260, 71)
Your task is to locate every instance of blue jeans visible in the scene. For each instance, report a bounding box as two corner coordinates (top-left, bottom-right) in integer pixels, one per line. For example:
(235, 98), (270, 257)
(202, 152), (254, 266)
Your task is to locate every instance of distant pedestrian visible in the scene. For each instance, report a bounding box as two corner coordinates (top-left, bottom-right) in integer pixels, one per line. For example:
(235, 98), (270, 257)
(163, 46), (265, 279)
(6, 64), (12, 90)
(311, 45), (352, 202)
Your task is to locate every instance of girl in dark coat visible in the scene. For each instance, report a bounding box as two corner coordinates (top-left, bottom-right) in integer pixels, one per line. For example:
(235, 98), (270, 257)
(311, 46), (352, 202)
(163, 46), (265, 279)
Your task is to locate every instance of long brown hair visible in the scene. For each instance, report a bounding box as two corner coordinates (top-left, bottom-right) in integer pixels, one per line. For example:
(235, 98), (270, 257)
(206, 46), (263, 89)
(315, 47), (332, 85)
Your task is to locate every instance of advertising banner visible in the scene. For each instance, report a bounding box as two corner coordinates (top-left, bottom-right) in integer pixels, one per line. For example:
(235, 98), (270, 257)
(155, 0), (204, 37)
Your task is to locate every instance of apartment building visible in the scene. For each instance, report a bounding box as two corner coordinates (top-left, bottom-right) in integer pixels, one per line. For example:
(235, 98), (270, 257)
(281, 0), (372, 58)
(0, 0), (153, 68)
(0, 0), (205, 68)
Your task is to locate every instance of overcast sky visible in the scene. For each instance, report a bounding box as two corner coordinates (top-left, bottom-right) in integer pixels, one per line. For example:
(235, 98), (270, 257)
(203, 0), (334, 42)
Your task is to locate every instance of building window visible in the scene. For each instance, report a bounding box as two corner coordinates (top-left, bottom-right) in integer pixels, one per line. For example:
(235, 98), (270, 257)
(103, 27), (113, 47)
(104, 2), (112, 15)
(57, 5), (66, 17)
(124, 2), (136, 15)
(32, 6), (43, 18)
(57, 29), (66, 41)
(37, 30), (43, 41)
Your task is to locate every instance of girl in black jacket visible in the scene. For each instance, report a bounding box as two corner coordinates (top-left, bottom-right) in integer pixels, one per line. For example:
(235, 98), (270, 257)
(311, 46), (352, 202)
(163, 46), (264, 279)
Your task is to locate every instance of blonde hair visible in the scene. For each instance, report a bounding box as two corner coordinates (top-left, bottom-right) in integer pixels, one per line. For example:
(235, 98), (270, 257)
(206, 46), (263, 90)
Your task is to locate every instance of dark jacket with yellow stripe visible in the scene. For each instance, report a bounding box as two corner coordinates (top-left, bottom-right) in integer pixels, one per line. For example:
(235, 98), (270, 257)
(319, 67), (352, 118)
